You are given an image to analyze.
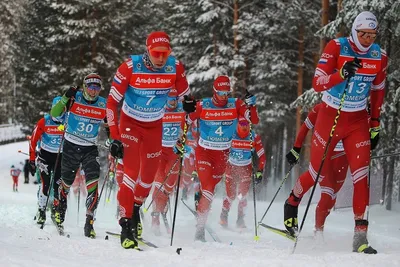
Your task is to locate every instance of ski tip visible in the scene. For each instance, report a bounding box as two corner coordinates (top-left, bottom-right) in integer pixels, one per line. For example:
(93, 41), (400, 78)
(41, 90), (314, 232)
(106, 198), (110, 203)
(105, 235), (109, 240)
(176, 247), (182, 255)
(254, 235), (260, 241)
(143, 208), (148, 213)
(66, 234), (70, 238)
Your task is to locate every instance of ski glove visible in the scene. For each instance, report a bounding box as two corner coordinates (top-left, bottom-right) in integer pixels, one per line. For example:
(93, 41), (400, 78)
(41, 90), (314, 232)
(173, 139), (186, 155)
(255, 170), (263, 185)
(340, 58), (362, 79)
(28, 160), (36, 176)
(286, 147), (301, 165)
(109, 140), (124, 159)
(370, 126), (380, 150)
(244, 92), (257, 106)
(182, 95), (197, 114)
(65, 86), (78, 98)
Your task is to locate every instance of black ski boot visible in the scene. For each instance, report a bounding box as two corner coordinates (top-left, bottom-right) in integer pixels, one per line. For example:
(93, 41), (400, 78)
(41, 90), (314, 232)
(284, 193), (300, 237)
(84, 215), (96, 238)
(352, 220), (377, 254)
(195, 226), (206, 242)
(36, 209), (46, 225)
(54, 193), (67, 226)
(194, 191), (201, 211)
(132, 203), (143, 239)
(119, 217), (138, 249)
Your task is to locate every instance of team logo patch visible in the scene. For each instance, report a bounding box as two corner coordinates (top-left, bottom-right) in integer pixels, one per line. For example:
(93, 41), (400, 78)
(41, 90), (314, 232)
(137, 63), (142, 70)
(165, 65), (173, 72)
(227, 102), (234, 108)
(343, 46), (348, 52)
(99, 101), (105, 107)
(371, 50), (379, 57)
(204, 101), (210, 108)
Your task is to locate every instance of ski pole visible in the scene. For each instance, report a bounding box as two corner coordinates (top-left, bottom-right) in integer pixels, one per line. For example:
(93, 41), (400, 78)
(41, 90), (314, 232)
(143, 157), (180, 212)
(292, 74), (352, 254)
(258, 164), (294, 224)
(371, 151), (400, 160)
(245, 89), (259, 241)
(170, 122), (189, 246)
(18, 150), (29, 156)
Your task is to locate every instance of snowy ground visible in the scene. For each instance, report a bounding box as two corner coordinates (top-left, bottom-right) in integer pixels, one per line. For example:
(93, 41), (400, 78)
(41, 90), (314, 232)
(1, 142), (400, 267)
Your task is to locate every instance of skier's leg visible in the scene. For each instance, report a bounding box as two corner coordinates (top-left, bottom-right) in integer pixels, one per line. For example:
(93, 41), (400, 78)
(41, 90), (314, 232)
(220, 163), (236, 227)
(81, 146), (100, 238)
(236, 164), (252, 228)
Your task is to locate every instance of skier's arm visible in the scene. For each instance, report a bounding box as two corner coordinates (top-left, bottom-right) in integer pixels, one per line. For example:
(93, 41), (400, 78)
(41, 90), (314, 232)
(175, 60), (190, 97)
(106, 59), (132, 140)
(312, 39), (344, 92)
(369, 51), (388, 128)
(103, 117), (110, 139)
(293, 104), (320, 148)
(254, 133), (266, 171)
(237, 98), (259, 124)
(50, 95), (69, 118)
(29, 118), (45, 161)
(187, 101), (202, 124)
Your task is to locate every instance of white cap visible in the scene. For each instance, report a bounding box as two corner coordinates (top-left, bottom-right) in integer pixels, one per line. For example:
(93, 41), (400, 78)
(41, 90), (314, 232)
(350, 11), (378, 52)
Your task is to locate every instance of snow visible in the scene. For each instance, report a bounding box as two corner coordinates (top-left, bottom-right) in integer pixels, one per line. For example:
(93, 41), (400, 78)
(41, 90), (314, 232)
(1, 142), (400, 267)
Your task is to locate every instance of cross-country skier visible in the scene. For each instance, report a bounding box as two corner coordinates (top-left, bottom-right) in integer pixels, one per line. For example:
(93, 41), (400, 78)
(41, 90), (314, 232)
(151, 88), (186, 235)
(51, 73), (108, 238)
(285, 103), (348, 233)
(177, 75), (259, 241)
(106, 31), (196, 249)
(283, 11), (387, 254)
(10, 165), (22, 192)
(29, 96), (67, 224)
(219, 117), (266, 228)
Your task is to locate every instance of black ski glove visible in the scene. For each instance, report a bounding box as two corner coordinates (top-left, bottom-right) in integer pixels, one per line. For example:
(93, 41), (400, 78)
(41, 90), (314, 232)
(182, 95), (197, 114)
(340, 58), (362, 79)
(65, 86), (78, 98)
(286, 147), (301, 166)
(28, 160), (36, 176)
(109, 140), (124, 159)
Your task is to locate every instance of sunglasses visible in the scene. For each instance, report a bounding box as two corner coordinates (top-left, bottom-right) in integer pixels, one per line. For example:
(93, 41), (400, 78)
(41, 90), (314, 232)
(149, 49), (171, 59)
(215, 90), (230, 96)
(356, 30), (378, 40)
(87, 84), (101, 91)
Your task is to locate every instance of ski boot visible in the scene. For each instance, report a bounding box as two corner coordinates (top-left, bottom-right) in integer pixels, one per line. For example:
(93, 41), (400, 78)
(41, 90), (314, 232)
(194, 191), (201, 211)
(119, 217), (138, 249)
(352, 220), (377, 254)
(236, 213), (247, 229)
(84, 215), (96, 238)
(219, 209), (229, 228)
(36, 209), (46, 225)
(132, 203), (143, 239)
(54, 192), (67, 226)
(284, 194), (300, 237)
(194, 226), (206, 242)
(51, 199), (58, 222)
(151, 212), (161, 236)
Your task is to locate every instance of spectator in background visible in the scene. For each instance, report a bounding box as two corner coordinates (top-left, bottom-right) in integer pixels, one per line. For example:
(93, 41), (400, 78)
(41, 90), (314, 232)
(23, 159), (30, 184)
(10, 165), (22, 192)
